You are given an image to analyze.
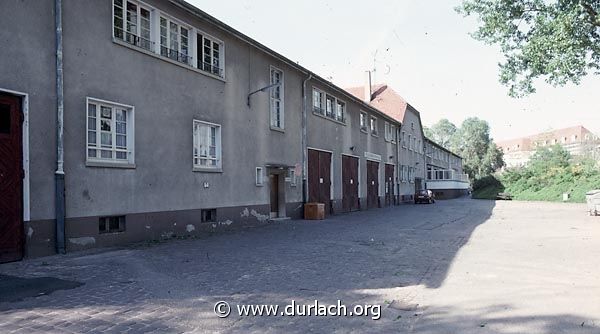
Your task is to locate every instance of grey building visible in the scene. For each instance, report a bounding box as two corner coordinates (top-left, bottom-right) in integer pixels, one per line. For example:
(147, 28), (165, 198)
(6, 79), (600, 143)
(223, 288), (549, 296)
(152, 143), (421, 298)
(424, 138), (469, 199)
(0, 0), (403, 261)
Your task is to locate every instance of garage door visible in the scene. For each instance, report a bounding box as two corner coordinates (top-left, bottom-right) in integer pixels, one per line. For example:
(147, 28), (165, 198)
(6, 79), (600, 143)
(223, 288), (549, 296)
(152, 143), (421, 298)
(366, 160), (379, 209)
(342, 155), (359, 212)
(308, 149), (331, 213)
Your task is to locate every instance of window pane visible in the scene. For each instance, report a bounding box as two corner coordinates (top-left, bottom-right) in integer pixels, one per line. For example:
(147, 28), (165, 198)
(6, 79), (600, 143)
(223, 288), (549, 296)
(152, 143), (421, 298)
(88, 104), (96, 117)
(88, 149), (97, 158)
(101, 132), (112, 146)
(101, 150), (112, 159)
(116, 134), (126, 148)
(88, 118), (96, 130)
(116, 151), (127, 160)
(88, 131), (97, 145)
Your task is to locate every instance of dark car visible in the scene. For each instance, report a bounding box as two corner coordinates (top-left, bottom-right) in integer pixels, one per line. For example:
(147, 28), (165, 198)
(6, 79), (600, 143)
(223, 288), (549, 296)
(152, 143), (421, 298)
(415, 189), (435, 204)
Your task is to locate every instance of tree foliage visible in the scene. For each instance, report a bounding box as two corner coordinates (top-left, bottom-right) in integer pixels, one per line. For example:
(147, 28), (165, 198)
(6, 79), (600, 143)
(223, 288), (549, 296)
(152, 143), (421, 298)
(426, 119), (457, 148)
(457, 0), (600, 97)
(453, 117), (505, 179)
(426, 117), (505, 179)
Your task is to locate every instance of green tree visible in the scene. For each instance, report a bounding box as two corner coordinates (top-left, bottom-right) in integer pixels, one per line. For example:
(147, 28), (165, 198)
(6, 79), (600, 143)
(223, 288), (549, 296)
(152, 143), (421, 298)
(457, 0), (600, 97)
(427, 119), (458, 150)
(454, 117), (504, 179)
(528, 144), (571, 172)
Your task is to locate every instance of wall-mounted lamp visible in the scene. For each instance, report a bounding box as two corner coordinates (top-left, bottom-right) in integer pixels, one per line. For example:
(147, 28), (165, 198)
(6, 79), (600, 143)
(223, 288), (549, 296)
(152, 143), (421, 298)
(247, 82), (281, 107)
(349, 146), (355, 151)
(389, 155), (394, 160)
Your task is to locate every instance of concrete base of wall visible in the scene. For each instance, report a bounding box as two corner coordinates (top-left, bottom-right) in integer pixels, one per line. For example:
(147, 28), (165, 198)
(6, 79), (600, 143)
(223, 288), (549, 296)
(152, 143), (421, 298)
(24, 203), (303, 259)
(23, 196), (400, 259)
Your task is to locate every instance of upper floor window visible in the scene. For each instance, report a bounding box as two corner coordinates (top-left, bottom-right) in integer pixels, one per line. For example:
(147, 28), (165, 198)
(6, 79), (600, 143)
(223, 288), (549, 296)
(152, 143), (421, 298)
(391, 124), (396, 143)
(335, 100), (346, 123)
(384, 122), (396, 142)
(160, 17), (191, 65)
(408, 134), (413, 150)
(325, 95), (335, 118)
(313, 89), (324, 114)
(360, 112), (368, 132)
(86, 98), (134, 166)
(113, 0), (153, 51)
(270, 67), (284, 129)
(112, 0), (225, 78)
(193, 120), (222, 170)
(370, 116), (378, 135)
(197, 34), (223, 77)
(402, 131), (407, 148)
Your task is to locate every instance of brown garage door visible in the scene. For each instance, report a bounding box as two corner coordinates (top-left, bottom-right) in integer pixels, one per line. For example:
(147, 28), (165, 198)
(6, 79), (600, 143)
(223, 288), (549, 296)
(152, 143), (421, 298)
(366, 160), (379, 209)
(342, 155), (359, 212)
(0, 94), (23, 263)
(308, 149), (331, 213)
(385, 163), (394, 206)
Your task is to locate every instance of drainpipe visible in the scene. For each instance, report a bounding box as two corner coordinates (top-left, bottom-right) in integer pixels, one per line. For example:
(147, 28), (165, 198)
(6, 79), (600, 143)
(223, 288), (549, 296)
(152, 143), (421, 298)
(55, 0), (66, 254)
(396, 123), (401, 204)
(301, 73), (313, 204)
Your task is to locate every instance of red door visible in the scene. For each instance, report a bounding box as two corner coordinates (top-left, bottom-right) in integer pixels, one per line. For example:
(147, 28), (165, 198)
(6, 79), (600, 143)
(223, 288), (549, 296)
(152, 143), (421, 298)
(342, 155), (359, 212)
(385, 164), (394, 206)
(0, 94), (24, 263)
(308, 149), (331, 213)
(366, 160), (379, 209)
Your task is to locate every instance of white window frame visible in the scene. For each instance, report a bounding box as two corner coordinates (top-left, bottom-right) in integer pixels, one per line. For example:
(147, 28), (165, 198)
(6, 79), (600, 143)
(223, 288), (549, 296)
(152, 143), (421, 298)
(391, 124), (396, 143)
(360, 111), (368, 132)
(269, 66), (284, 130)
(86, 97), (135, 167)
(256, 167), (264, 186)
(159, 15), (192, 65)
(111, 0), (226, 79)
(113, 0), (154, 51)
(312, 88), (324, 115)
(370, 116), (378, 136)
(197, 32), (225, 77)
(335, 99), (346, 123)
(193, 120), (222, 171)
(288, 168), (297, 187)
(402, 131), (407, 148)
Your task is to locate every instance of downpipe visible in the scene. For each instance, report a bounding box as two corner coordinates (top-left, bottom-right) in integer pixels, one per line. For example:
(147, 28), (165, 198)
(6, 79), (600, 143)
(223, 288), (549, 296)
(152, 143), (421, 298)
(301, 73), (313, 204)
(55, 0), (66, 254)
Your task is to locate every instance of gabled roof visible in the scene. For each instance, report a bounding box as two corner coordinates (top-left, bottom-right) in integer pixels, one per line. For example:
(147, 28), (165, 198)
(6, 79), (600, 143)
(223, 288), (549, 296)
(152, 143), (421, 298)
(345, 84), (408, 122)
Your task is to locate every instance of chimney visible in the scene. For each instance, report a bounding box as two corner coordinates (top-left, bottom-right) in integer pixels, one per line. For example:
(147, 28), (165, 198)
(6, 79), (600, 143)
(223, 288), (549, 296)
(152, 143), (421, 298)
(364, 70), (372, 103)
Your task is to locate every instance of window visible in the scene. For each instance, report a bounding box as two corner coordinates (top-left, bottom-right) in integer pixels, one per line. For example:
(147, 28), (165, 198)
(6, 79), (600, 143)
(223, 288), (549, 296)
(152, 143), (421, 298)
(384, 122), (390, 141)
(370, 116), (378, 135)
(402, 131), (407, 148)
(409, 167), (414, 183)
(112, 1), (226, 78)
(99, 216), (126, 233)
(159, 16), (191, 65)
(87, 98), (134, 165)
(256, 167), (264, 186)
(197, 33), (223, 77)
(325, 95), (335, 118)
(201, 209), (216, 223)
(313, 89), (324, 114)
(391, 124), (396, 143)
(335, 100), (346, 122)
(408, 135), (413, 151)
(193, 120), (222, 170)
(288, 168), (297, 187)
(360, 112), (368, 132)
(113, 0), (153, 51)
(269, 67), (284, 129)
(401, 165), (408, 182)
(411, 122), (415, 130)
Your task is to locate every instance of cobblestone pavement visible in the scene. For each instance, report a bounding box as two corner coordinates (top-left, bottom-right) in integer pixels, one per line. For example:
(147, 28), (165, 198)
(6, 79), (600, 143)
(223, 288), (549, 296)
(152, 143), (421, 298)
(1, 198), (599, 333)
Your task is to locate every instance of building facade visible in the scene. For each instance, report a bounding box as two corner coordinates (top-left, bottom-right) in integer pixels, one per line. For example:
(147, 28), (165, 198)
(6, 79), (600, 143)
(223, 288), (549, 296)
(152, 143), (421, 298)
(497, 126), (600, 168)
(424, 139), (469, 199)
(0, 0), (406, 260)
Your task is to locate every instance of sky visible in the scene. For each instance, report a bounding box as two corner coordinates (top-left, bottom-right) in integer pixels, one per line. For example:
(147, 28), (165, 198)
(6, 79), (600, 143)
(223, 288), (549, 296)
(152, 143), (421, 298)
(187, 0), (600, 141)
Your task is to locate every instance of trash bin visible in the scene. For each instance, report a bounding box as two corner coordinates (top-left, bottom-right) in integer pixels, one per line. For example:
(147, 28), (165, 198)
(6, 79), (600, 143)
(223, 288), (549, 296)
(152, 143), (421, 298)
(304, 202), (325, 220)
(586, 190), (600, 216)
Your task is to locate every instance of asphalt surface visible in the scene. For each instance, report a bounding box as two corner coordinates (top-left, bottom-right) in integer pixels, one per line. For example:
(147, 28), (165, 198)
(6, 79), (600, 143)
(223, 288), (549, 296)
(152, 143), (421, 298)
(0, 198), (598, 333)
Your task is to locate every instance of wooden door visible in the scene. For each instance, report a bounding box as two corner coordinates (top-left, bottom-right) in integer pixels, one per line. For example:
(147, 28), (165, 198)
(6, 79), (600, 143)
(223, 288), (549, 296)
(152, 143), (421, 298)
(269, 174), (279, 217)
(385, 164), (394, 206)
(342, 155), (359, 212)
(366, 160), (379, 209)
(0, 94), (23, 263)
(308, 149), (331, 213)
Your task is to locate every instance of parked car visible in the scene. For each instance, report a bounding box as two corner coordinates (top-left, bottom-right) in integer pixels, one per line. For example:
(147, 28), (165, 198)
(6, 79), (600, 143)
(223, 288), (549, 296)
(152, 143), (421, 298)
(415, 189), (435, 204)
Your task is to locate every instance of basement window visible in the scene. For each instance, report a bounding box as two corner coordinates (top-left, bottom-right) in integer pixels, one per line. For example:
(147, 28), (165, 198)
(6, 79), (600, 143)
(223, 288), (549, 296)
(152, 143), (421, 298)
(99, 216), (126, 234)
(201, 209), (216, 223)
